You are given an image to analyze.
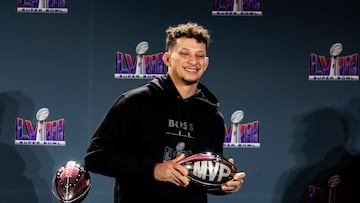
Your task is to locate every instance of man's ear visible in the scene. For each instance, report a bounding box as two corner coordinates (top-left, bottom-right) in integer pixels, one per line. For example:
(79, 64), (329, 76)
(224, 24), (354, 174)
(204, 56), (209, 71)
(162, 52), (170, 67)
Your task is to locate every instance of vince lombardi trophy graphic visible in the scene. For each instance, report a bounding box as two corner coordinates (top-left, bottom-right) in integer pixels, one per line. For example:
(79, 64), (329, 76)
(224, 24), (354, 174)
(135, 41), (149, 75)
(175, 142), (185, 157)
(35, 108), (49, 142)
(230, 110), (244, 143)
(329, 43), (343, 77)
(38, 0), (49, 9)
(233, 0), (242, 12)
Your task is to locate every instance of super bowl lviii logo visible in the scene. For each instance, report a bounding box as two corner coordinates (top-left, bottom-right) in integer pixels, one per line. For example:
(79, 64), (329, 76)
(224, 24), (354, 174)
(15, 108), (65, 146)
(17, 0), (68, 13)
(212, 0), (262, 16)
(224, 110), (260, 148)
(309, 43), (359, 81)
(115, 41), (167, 79)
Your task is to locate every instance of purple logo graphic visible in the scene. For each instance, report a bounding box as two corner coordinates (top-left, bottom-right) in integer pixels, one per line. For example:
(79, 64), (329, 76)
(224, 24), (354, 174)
(15, 108), (66, 146)
(17, 0), (68, 13)
(309, 43), (359, 81)
(212, 0), (262, 16)
(115, 41), (167, 79)
(224, 110), (260, 148)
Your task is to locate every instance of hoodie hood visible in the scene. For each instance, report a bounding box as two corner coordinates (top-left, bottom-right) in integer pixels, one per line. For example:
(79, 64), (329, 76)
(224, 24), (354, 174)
(148, 74), (220, 108)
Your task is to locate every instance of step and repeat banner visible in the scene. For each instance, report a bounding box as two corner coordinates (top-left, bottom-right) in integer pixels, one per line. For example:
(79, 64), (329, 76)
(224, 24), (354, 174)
(1, 0), (359, 202)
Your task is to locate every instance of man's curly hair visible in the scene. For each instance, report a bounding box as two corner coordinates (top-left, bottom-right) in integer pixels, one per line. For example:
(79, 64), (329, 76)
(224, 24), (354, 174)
(165, 22), (211, 51)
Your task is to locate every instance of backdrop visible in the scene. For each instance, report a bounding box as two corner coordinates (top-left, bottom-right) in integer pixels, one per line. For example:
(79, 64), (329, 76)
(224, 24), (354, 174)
(1, 0), (359, 202)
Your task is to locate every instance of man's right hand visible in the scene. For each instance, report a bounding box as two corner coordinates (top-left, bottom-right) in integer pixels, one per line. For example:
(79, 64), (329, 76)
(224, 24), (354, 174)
(153, 153), (190, 187)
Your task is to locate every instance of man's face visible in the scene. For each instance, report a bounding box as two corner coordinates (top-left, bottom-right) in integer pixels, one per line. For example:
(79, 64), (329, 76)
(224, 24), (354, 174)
(163, 37), (209, 85)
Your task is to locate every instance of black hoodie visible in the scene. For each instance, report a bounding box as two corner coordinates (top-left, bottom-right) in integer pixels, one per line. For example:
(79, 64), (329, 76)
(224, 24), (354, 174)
(85, 74), (226, 203)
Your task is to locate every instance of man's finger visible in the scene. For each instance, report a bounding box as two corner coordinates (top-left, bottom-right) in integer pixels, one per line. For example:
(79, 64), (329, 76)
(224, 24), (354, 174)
(172, 153), (186, 162)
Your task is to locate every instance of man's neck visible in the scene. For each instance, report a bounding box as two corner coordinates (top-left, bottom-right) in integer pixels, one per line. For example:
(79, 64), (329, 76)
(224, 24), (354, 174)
(168, 73), (199, 99)
(175, 83), (198, 99)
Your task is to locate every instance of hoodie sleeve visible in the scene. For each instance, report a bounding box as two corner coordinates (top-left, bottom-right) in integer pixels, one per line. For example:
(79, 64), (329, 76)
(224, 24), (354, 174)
(207, 111), (232, 196)
(212, 111), (226, 155)
(84, 93), (157, 182)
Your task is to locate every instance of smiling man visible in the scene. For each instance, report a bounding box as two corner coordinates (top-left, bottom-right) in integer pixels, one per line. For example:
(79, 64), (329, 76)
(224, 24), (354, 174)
(84, 22), (246, 203)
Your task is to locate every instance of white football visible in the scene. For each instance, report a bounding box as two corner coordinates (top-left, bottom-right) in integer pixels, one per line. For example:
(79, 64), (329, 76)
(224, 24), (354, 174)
(136, 41), (149, 55)
(231, 110), (244, 124)
(36, 108), (49, 121)
(329, 43), (343, 56)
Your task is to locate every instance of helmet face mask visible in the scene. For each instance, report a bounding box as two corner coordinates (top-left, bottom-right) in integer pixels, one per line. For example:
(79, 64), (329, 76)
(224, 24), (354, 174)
(52, 161), (91, 203)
